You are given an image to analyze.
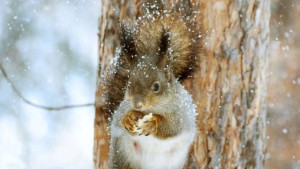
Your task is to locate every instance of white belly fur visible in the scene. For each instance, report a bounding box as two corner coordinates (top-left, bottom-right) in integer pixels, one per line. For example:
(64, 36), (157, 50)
(121, 131), (195, 169)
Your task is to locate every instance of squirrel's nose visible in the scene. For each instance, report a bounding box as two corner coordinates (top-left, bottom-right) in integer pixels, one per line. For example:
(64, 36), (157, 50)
(134, 101), (143, 109)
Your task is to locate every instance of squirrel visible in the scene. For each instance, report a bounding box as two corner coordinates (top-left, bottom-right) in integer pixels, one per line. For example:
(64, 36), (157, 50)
(100, 9), (199, 118)
(108, 12), (199, 169)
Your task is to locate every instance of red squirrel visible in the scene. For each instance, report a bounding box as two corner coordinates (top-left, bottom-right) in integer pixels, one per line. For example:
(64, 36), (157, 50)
(108, 12), (199, 169)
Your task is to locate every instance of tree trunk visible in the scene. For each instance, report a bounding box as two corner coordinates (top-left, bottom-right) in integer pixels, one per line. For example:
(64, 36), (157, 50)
(94, 0), (270, 169)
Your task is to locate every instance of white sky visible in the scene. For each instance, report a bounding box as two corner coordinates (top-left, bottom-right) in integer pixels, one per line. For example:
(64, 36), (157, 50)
(0, 1), (101, 169)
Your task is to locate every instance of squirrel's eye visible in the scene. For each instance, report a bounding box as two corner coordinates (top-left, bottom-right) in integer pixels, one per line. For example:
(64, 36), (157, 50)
(152, 82), (160, 92)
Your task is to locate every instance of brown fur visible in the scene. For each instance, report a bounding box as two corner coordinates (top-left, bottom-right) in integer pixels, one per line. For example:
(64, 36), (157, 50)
(101, 55), (130, 117)
(102, 12), (200, 118)
(108, 4), (199, 168)
(129, 13), (199, 80)
(122, 110), (181, 139)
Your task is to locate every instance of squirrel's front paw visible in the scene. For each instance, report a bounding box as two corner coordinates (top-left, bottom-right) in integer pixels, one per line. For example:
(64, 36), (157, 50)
(136, 114), (158, 136)
(121, 110), (144, 133)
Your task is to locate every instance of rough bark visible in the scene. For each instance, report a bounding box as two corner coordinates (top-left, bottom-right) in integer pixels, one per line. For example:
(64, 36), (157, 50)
(94, 0), (270, 169)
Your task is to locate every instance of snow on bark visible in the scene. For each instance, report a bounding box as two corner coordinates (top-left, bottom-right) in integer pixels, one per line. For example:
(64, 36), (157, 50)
(94, 0), (269, 168)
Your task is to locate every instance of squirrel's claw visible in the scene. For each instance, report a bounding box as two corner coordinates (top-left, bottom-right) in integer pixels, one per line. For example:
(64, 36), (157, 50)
(138, 115), (158, 136)
(122, 110), (159, 136)
(122, 110), (144, 134)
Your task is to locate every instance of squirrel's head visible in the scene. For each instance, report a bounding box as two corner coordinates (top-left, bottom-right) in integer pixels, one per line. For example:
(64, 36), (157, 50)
(120, 23), (175, 110)
(126, 60), (175, 111)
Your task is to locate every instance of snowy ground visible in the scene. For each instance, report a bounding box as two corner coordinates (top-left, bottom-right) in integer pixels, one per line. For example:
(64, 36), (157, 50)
(0, 1), (101, 169)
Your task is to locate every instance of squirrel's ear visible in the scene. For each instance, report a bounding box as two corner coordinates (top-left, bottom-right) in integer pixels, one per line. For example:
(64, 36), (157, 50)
(120, 22), (136, 65)
(157, 29), (170, 69)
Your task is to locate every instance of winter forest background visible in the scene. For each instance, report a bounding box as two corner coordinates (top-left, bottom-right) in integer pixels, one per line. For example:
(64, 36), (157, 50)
(0, 0), (299, 169)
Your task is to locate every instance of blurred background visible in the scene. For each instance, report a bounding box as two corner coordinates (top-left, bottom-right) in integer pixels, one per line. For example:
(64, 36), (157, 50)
(0, 0), (100, 169)
(267, 0), (300, 168)
(0, 0), (299, 169)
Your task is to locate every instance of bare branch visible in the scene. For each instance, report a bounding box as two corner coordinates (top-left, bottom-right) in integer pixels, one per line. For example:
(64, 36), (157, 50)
(0, 61), (95, 111)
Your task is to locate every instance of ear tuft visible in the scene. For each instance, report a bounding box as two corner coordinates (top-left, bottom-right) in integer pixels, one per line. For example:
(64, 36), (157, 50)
(157, 29), (170, 69)
(120, 23), (136, 65)
(159, 29), (169, 56)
